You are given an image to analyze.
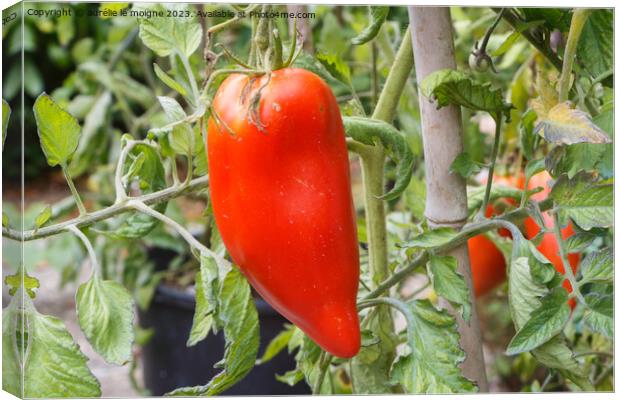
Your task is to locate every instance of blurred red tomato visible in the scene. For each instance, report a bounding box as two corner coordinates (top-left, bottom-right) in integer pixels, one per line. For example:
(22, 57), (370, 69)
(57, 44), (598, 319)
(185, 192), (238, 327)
(524, 171), (580, 308)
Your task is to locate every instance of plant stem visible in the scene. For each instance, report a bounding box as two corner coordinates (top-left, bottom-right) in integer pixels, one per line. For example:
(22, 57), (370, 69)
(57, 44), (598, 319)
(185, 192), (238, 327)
(114, 140), (137, 202)
(128, 200), (210, 258)
(254, 4), (271, 66)
(371, 27), (413, 123)
(363, 252), (429, 300)
(371, 41), (378, 106)
(551, 211), (586, 304)
(3, 175), (210, 242)
(359, 145), (389, 287)
(479, 114), (502, 219)
(62, 165), (87, 215)
(478, 8), (505, 53)
(66, 225), (100, 277)
(313, 351), (333, 394)
(558, 9), (591, 102)
(574, 351), (614, 359)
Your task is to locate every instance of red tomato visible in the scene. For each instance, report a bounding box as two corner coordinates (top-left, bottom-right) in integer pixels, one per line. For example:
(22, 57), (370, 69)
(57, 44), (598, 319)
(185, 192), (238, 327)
(469, 173), (524, 297)
(207, 68), (361, 357)
(468, 234), (507, 297)
(524, 171), (580, 308)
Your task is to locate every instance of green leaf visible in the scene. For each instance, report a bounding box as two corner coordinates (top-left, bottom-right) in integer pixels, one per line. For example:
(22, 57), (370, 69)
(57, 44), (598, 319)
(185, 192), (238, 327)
(491, 20), (545, 57)
(506, 287), (570, 355)
(466, 184), (523, 214)
(257, 325), (295, 365)
(156, 96), (196, 156)
(508, 251), (592, 390)
(578, 248), (613, 286)
(76, 275), (135, 365)
(296, 335), (335, 394)
(519, 109), (539, 160)
(2, 98), (9, 149)
(343, 116), (414, 200)
(546, 143), (607, 179)
(187, 270), (213, 347)
(427, 255), (471, 322)
(275, 369), (305, 386)
(524, 159), (545, 182)
(550, 172), (613, 230)
(564, 232), (597, 253)
(2, 212), (8, 228)
(34, 205), (52, 230)
(68, 91), (113, 177)
(519, 8), (571, 31)
(153, 63), (188, 97)
(401, 227), (457, 249)
(193, 130), (208, 176)
(491, 31), (521, 57)
(2, 299), (21, 397)
(24, 305), (102, 397)
(33, 93), (82, 167)
(315, 51), (352, 86)
(351, 311), (396, 394)
(4, 269), (40, 298)
(420, 69), (512, 121)
(583, 294), (612, 338)
(449, 152), (482, 179)
(112, 144), (167, 239)
(394, 299), (476, 393)
(170, 124), (196, 156)
(135, 3), (202, 57)
(112, 72), (154, 109)
(577, 9), (613, 86)
(535, 102), (611, 145)
(168, 254), (259, 396)
(592, 103), (613, 179)
(158, 95), (187, 122)
(351, 6), (389, 45)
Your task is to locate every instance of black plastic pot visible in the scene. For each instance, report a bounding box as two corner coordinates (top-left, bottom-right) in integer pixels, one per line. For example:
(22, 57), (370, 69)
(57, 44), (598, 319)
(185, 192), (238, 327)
(138, 248), (311, 395)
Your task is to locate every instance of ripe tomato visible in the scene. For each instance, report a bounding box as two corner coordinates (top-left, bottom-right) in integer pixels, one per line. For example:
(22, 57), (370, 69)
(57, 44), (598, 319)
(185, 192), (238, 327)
(524, 171), (580, 308)
(468, 234), (507, 297)
(469, 173), (524, 297)
(207, 68), (361, 357)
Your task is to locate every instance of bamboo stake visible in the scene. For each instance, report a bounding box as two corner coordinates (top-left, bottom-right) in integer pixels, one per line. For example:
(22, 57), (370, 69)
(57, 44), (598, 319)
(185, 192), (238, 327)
(408, 7), (488, 391)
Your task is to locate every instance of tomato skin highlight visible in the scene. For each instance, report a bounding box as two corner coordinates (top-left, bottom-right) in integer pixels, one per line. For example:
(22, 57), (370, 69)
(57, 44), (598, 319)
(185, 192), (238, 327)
(524, 171), (580, 309)
(207, 68), (361, 357)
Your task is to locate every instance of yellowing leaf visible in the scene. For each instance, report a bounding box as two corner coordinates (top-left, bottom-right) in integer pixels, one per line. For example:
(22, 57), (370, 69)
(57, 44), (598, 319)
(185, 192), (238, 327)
(535, 102), (611, 145)
(530, 72), (559, 118)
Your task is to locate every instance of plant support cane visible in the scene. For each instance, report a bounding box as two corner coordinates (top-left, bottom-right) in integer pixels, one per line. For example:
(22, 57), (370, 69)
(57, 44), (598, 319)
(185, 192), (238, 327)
(408, 7), (488, 391)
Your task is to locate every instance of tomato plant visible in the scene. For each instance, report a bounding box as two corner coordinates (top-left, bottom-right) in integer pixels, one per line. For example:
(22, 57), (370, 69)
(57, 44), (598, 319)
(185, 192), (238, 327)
(1, 3), (613, 397)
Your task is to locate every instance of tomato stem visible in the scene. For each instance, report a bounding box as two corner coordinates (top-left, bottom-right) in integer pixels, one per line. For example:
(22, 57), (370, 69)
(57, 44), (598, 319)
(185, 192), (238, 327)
(479, 113), (502, 219)
(371, 27), (413, 123)
(254, 5), (271, 68)
(312, 352), (333, 393)
(3, 175), (210, 242)
(359, 144), (389, 287)
(551, 210), (586, 305)
(61, 165), (87, 216)
(66, 225), (100, 277)
(558, 9), (591, 102)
